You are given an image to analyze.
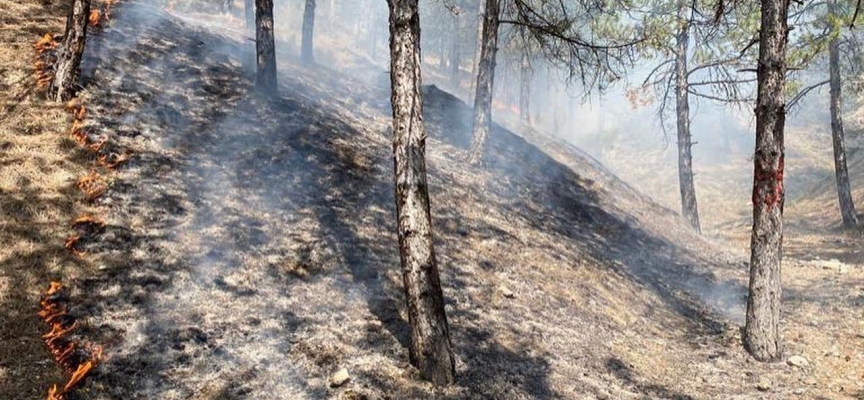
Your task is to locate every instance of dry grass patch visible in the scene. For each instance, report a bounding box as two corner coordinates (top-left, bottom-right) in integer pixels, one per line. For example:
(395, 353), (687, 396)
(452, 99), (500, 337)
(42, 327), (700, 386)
(0, 0), (101, 398)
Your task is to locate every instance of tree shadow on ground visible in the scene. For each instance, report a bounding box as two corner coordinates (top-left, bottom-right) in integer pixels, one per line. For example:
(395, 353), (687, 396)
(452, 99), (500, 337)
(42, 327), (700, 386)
(605, 358), (695, 400)
(70, 2), (752, 398)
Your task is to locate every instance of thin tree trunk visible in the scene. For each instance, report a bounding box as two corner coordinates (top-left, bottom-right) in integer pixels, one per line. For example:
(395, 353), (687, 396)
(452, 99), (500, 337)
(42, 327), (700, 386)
(386, 0), (456, 386)
(469, 0), (485, 103)
(829, 28), (858, 226)
(468, 0), (501, 165)
(519, 51), (531, 125)
(449, 13), (460, 88)
(674, 3), (701, 233)
(245, 0), (255, 35)
(744, 0), (791, 362)
(255, 0), (277, 91)
(243, 0), (255, 70)
(51, 0), (91, 102)
(301, 0), (316, 64)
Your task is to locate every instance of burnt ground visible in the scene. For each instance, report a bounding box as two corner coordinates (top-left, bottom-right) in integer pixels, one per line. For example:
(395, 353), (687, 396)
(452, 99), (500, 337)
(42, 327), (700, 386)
(3, 1), (862, 399)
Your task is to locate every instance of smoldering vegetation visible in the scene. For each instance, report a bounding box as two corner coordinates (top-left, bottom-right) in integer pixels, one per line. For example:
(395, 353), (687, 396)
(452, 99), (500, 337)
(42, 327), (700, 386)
(50, 1), (836, 399)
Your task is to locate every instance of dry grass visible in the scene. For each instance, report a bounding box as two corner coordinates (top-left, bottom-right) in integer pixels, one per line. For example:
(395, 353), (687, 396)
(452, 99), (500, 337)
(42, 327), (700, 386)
(3, 1), (863, 399)
(0, 0), (106, 398)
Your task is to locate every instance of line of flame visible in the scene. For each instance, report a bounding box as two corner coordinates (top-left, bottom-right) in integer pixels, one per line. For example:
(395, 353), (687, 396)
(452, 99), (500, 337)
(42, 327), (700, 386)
(39, 282), (104, 400)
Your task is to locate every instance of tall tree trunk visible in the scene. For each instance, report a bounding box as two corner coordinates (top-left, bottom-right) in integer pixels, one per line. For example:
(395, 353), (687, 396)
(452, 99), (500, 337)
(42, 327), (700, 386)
(519, 51), (531, 125)
(243, 0), (255, 70)
(468, 0), (501, 165)
(301, 0), (316, 64)
(469, 0), (485, 104)
(829, 28), (858, 226)
(255, 0), (277, 91)
(744, 0), (791, 362)
(449, 13), (460, 88)
(674, 3), (701, 233)
(51, 0), (91, 102)
(245, 0), (255, 35)
(386, 0), (456, 386)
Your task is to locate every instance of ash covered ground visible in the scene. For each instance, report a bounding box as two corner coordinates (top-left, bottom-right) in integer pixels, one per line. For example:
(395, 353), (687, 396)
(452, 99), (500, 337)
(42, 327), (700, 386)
(35, 1), (863, 399)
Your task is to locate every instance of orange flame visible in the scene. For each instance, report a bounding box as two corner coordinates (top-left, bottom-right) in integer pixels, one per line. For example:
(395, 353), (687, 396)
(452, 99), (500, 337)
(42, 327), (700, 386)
(46, 281), (63, 296)
(76, 171), (107, 200)
(34, 33), (58, 90)
(88, 10), (102, 27)
(73, 215), (105, 227)
(64, 235), (83, 256)
(43, 321), (78, 343)
(63, 361), (94, 392)
(70, 120), (89, 147)
(39, 282), (103, 400)
(47, 384), (63, 400)
(98, 151), (130, 169)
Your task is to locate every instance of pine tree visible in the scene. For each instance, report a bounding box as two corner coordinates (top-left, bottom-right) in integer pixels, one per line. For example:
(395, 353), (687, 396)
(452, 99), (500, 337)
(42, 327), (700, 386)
(255, 0), (277, 91)
(744, 0), (792, 362)
(386, 0), (456, 385)
(51, 0), (91, 102)
(301, 0), (317, 64)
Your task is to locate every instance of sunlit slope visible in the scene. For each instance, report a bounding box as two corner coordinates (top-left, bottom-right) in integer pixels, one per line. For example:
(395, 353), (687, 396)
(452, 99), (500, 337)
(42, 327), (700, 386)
(58, 2), (837, 399)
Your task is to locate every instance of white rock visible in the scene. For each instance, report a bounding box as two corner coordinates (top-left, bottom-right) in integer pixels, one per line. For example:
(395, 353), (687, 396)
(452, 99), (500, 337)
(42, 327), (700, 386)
(756, 377), (772, 391)
(499, 286), (515, 298)
(787, 355), (809, 368)
(329, 368), (351, 387)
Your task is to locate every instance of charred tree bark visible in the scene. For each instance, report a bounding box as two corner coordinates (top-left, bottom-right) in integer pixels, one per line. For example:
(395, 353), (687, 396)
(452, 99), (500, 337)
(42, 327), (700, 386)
(255, 0), (277, 91)
(301, 0), (316, 64)
(674, 3), (701, 233)
(51, 0), (91, 102)
(744, 0), (790, 362)
(829, 32), (858, 226)
(386, 0), (456, 386)
(468, 0), (501, 165)
(519, 51), (531, 125)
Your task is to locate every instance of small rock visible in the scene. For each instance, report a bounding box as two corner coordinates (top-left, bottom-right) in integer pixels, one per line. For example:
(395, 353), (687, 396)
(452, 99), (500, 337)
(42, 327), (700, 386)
(756, 377), (772, 391)
(787, 355), (809, 368)
(793, 388), (806, 395)
(499, 286), (515, 298)
(330, 368), (351, 388)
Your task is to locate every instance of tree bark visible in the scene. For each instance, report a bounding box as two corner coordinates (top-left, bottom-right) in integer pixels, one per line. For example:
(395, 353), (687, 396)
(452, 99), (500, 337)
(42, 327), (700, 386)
(51, 0), (91, 102)
(386, 0), (456, 386)
(519, 51), (531, 125)
(829, 30), (858, 226)
(468, 0), (501, 165)
(674, 2), (701, 233)
(243, 0), (255, 70)
(469, 0), (485, 104)
(255, 0), (277, 91)
(449, 13), (461, 88)
(744, 0), (790, 362)
(301, 0), (316, 64)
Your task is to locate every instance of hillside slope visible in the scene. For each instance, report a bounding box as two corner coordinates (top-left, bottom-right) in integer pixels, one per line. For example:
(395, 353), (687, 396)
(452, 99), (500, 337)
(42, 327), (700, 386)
(9, 1), (861, 399)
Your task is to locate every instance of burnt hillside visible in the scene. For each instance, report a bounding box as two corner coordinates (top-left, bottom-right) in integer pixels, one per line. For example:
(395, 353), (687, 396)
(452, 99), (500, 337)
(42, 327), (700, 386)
(8, 1), (858, 399)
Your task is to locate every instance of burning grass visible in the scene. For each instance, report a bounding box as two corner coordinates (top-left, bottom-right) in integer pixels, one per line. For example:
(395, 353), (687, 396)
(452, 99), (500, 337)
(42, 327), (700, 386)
(38, 282), (103, 400)
(76, 170), (108, 200)
(33, 32), (59, 91)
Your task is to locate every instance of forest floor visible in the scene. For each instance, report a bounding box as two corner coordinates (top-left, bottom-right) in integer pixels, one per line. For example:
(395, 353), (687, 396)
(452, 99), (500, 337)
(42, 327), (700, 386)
(0, 0), (95, 398)
(1, 1), (862, 399)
